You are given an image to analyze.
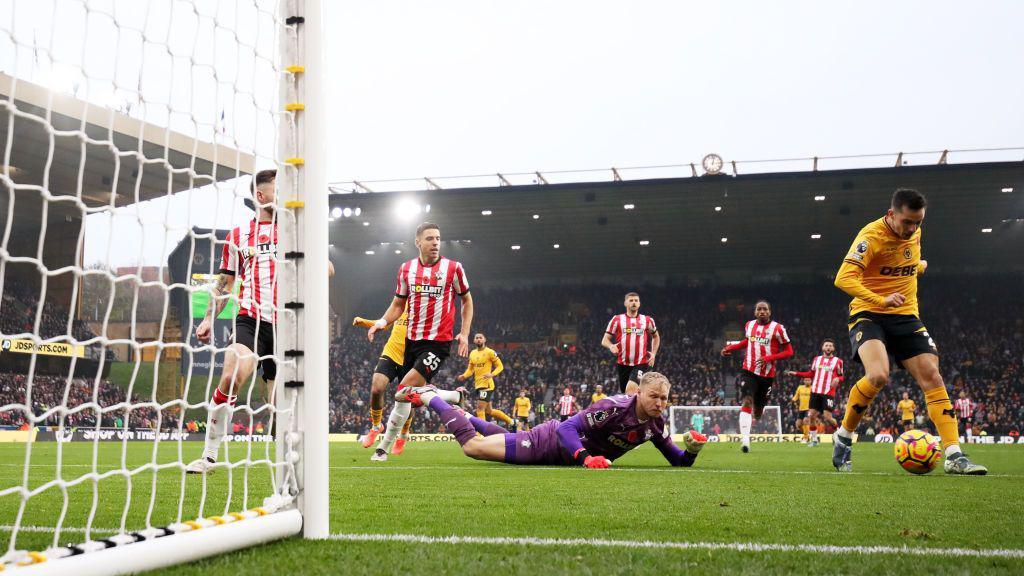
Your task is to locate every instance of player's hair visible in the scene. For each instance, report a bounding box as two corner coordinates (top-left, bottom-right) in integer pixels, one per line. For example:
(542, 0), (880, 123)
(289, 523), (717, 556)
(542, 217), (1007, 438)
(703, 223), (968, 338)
(639, 371), (670, 390)
(416, 221), (440, 237)
(822, 338), (836, 346)
(250, 169), (276, 194)
(892, 188), (927, 211)
(624, 292), (640, 300)
(755, 299), (771, 309)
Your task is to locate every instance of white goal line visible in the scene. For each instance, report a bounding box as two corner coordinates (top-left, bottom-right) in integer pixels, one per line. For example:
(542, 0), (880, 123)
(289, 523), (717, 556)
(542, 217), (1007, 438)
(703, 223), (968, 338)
(328, 532), (1024, 560)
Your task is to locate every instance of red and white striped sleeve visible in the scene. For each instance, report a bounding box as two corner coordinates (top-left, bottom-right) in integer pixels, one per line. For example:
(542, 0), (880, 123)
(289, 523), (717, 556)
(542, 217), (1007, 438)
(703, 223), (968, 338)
(395, 262), (409, 298)
(219, 228), (239, 275)
(647, 315), (658, 334)
(774, 323), (791, 344)
(606, 315), (620, 337)
(452, 261), (470, 295)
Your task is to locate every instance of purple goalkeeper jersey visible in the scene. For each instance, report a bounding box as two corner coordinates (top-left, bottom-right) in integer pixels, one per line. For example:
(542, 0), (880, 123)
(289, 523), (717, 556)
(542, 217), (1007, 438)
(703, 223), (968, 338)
(506, 394), (691, 466)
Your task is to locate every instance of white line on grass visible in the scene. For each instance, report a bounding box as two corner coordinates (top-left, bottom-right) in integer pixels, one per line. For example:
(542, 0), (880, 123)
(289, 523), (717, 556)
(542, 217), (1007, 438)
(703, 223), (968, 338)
(0, 525), (118, 534)
(328, 532), (1024, 559)
(328, 465), (1020, 478)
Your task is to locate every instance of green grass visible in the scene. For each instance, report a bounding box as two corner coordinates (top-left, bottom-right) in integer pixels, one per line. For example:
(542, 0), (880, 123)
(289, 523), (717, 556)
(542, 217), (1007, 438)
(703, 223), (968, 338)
(1, 441), (1022, 575)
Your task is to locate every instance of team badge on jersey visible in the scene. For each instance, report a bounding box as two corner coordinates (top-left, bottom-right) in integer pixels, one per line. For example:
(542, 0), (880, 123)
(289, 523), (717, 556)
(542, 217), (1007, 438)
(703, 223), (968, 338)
(857, 240), (868, 254)
(904, 247), (912, 259)
(587, 410), (610, 426)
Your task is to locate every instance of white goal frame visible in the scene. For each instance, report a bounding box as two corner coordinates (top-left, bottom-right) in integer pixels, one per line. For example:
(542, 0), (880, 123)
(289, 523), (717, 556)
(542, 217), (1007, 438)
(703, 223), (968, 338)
(2, 1), (329, 574)
(669, 405), (783, 442)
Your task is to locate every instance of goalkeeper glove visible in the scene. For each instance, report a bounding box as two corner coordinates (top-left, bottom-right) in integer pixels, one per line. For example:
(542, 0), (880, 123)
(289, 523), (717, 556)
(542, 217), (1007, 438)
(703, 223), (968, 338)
(682, 430), (708, 454)
(583, 455), (611, 469)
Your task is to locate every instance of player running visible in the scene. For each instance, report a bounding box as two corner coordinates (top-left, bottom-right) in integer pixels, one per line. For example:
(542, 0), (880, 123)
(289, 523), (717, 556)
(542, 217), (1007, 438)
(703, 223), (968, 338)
(188, 170), (334, 474)
(790, 379), (811, 443)
(456, 333), (513, 426)
(954, 390), (975, 441)
(896, 392), (917, 433)
(785, 338), (844, 447)
(353, 309), (447, 456)
(720, 300), (793, 453)
(367, 222), (473, 462)
(396, 372), (707, 468)
(831, 188), (985, 474)
(513, 389), (532, 432)
(602, 292), (660, 395)
(556, 388), (581, 422)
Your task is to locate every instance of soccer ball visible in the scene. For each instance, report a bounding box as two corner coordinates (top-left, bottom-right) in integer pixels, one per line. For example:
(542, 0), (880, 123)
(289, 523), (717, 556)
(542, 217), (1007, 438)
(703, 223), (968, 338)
(894, 429), (941, 474)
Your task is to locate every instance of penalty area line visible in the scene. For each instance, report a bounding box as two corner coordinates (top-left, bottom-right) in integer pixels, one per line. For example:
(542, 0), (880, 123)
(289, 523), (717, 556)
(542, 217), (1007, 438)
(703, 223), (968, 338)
(328, 532), (1024, 559)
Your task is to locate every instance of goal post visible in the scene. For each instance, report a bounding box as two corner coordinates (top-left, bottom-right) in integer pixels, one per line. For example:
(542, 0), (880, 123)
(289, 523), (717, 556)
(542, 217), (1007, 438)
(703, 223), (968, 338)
(0, 0), (328, 573)
(669, 406), (784, 442)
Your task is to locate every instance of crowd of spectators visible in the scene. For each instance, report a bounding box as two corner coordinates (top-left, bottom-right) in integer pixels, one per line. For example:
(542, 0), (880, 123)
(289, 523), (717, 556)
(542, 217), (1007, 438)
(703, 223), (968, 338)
(1, 283), (97, 341)
(330, 273), (1023, 438)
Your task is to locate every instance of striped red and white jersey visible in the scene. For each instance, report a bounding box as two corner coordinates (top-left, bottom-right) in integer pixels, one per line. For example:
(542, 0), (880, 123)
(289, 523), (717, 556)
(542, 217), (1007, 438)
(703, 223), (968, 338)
(954, 398), (974, 419)
(558, 395), (577, 416)
(740, 320), (791, 378)
(395, 257), (469, 342)
(809, 355), (843, 395)
(220, 219), (278, 324)
(605, 314), (658, 367)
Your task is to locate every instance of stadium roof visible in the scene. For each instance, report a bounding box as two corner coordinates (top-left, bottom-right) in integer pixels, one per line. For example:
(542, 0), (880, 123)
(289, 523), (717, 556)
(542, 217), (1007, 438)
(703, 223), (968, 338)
(328, 160), (1024, 287)
(0, 71), (252, 209)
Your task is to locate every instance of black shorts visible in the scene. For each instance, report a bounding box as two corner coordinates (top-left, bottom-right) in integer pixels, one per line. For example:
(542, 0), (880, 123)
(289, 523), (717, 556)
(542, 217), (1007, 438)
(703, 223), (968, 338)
(559, 414), (571, 422)
(402, 339), (450, 383)
(798, 410), (808, 420)
(616, 363), (649, 393)
(808, 393), (834, 413)
(232, 315), (276, 381)
(517, 415), (529, 424)
(374, 356), (405, 383)
(477, 388), (496, 402)
(848, 312), (938, 368)
(737, 370), (773, 411)
(901, 418), (915, 428)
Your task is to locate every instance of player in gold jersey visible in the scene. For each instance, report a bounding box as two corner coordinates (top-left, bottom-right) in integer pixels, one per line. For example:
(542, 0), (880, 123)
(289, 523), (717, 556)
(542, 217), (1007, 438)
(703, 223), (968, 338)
(353, 312), (414, 453)
(457, 333), (514, 426)
(897, 392), (917, 432)
(590, 385), (607, 405)
(831, 188), (985, 475)
(791, 380), (811, 442)
(513, 389), (532, 431)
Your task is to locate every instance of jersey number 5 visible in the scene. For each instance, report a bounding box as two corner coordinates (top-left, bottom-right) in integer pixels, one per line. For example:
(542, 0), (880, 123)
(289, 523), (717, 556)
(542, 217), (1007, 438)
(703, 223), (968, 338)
(422, 352), (441, 372)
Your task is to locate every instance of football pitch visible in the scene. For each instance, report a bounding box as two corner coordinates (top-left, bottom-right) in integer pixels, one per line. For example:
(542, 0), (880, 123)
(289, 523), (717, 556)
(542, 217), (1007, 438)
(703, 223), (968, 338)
(1, 441), (1022, 575)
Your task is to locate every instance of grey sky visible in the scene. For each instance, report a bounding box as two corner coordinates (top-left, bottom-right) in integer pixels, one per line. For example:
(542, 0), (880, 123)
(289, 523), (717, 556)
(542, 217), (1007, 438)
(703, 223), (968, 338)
(6, 1), (1024, 266)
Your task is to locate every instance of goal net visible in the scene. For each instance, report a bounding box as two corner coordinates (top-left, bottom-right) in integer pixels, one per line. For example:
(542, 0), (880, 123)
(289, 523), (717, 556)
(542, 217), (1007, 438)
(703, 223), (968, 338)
(669, 406), (783, 442)
(0, 1), (328, 573)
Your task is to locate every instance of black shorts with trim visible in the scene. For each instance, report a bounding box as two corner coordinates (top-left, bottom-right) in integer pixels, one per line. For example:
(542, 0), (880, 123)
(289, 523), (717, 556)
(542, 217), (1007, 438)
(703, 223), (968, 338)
(616, 363), (649, 393)
(516, 415), (529, 424)
(737, 370), (774, 410)
(402, 339), (450, 383)
(848, 312), (938, 368)
(232, 315), (276, 381)
(477, 388), (496, 402)
(808, 393), (834, 413)
(374, 356), (405, 383)
(798, 410), (808, 420)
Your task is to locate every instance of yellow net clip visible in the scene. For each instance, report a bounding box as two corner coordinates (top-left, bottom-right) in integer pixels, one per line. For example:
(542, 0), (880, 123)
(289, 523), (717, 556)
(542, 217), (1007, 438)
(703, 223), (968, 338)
(209, 516), (226, 525)
(229, 512), (247, 521)
(285, 102), (305, 111)
(251, 507), (268, 516)
(286, 65), (305, 74)
(285, 200), (305, 209)
(284, 157), (305, 166)
(18, 552), (46, 566)
(184, 520), (203, 531)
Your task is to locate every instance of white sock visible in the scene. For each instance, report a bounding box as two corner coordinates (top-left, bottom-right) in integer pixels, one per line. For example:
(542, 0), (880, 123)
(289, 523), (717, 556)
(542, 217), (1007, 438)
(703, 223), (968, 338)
(836, 426), (854, 440)
(435, 388), (461, 404)
(966, 427), (972, 440)
(378, 402), (412, 453)
(203, 401), (232, 461)
(810, 428), (818, 442)
(944, 444), (961, 458)
(739, 411), (752, 446)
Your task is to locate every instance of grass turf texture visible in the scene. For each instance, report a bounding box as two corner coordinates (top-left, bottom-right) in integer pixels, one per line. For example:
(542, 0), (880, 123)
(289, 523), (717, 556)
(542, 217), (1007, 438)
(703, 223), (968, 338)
(1, 441), (1021, 575)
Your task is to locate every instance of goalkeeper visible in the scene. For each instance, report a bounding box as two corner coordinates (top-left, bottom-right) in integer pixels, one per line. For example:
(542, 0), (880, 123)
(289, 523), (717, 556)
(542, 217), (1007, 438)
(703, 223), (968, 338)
(398, 372), (706, 468)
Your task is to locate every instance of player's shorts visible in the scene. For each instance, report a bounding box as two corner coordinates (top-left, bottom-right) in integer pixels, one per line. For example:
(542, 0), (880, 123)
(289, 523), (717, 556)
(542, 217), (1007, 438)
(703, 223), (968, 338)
(502, 420), (564, 465)
(848, 312), (938, 368)
(477, 388), (495, 402)
(558, 414), (571, 423)
(616, 363), (649, 393)
(374, 356), (404, 383)
(516, 415), (529, 425)
(901, 418), (914, 427)
(738, 370), (773, 411)
(232, 315), (276, 381)
(808, 393), (833, 413)
(402, 338), (450, 383)
(798, 410), (808, 420)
